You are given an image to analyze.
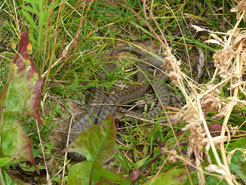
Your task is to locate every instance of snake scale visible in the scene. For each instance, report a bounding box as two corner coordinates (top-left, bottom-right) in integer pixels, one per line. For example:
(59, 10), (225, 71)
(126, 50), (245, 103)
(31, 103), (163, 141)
(68, 45), (170, 160)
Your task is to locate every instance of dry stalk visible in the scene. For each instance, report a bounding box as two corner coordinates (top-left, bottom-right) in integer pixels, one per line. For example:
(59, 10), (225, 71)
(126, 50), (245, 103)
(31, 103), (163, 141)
(162, 10), (246, 184)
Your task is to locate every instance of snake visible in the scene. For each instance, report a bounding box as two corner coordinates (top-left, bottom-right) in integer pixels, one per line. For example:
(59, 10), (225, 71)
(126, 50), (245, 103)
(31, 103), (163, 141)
(68, 45), (170, 160)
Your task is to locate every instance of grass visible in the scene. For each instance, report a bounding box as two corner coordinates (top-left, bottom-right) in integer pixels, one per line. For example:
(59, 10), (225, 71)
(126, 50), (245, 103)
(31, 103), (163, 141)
(1, 0), (246, 184)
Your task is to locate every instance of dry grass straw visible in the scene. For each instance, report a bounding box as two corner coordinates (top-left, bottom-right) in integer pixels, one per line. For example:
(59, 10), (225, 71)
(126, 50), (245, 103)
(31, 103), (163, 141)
(163, 9), (246, 185)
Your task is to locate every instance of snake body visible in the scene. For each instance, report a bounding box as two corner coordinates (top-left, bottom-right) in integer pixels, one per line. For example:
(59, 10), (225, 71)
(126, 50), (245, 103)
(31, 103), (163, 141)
(68, 46), (170, 160)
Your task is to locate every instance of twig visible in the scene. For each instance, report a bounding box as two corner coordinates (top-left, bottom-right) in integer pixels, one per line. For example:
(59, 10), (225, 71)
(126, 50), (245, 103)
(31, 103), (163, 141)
(61, 117), (73, 185)
(36, 120), (52, 185)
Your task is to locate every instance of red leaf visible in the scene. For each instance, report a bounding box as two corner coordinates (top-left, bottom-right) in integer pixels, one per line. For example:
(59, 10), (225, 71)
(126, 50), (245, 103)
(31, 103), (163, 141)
(18, 130), (39, 173)
(12, 31), (43, 124)
(209, 122), (222, 137)
(130, 169), (141, 182)
(0, 31), (42, 173)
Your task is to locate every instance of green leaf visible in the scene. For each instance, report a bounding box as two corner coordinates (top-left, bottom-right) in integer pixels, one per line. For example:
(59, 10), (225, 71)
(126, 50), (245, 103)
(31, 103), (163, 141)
(68, 161), (127, 185)
(227, 137), (246, 151)
(22, 11), (37, 31)
(0, 75), (29, 114)
(0, 157), (12, 167)
(229, 150), (246, 183)
(143, 168), (187, 185)
(68, 161), (91, 185)
(2, 115), (36, 166)
(134, 156), (149, 170)
(67, 115), (128, 184)
(21, 5), (39, 14)
(67, 114), (116, 163)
